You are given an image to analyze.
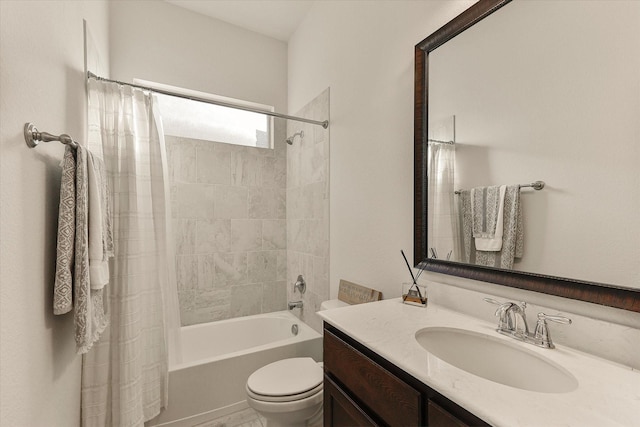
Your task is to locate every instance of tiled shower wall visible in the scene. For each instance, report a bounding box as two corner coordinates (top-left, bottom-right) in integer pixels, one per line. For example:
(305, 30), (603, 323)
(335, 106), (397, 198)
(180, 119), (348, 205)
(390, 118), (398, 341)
(168, 120), (288, 326)
(286, 88), (331, 333)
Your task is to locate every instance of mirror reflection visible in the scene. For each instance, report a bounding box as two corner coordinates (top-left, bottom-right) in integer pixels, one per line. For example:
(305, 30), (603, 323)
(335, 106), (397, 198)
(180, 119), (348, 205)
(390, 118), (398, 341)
(427, 0), (639, 289)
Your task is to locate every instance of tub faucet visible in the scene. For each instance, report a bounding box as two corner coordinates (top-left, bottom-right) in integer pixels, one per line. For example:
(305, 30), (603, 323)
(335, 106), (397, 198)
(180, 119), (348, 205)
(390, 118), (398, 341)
(288, 300), (303, 310)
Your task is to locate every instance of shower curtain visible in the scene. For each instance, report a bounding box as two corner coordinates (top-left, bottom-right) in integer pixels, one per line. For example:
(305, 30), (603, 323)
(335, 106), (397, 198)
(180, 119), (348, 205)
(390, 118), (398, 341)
(427, 142), (457, 261)
(81, 79), (180, 426)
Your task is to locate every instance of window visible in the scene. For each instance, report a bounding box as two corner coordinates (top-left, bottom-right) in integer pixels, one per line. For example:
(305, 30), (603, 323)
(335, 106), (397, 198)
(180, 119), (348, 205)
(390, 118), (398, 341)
(136, 79), (273, 149)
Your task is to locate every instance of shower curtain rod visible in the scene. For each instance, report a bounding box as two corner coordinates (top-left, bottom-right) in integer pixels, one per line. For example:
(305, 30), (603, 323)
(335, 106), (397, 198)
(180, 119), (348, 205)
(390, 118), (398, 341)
(87, 72), (329, 129)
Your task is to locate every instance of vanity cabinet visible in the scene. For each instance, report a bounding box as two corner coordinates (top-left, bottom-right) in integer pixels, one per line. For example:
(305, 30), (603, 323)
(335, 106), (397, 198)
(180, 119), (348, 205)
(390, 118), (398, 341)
(323, 323), (489, 427)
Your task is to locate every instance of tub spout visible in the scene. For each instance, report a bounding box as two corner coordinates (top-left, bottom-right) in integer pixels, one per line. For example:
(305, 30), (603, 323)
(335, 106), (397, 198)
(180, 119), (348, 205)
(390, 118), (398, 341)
(288, 300), (303, 310)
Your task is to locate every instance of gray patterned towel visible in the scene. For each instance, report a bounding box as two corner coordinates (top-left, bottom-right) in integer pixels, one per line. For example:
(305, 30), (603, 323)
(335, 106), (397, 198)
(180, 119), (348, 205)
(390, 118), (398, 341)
(73, 145), (91, 351)
(53, 145), (109, 353)
(53, 146), (76, 315)
(471, 186), (501, 239)
(459, 185), (524, 269)
(457, 189), (473, 264)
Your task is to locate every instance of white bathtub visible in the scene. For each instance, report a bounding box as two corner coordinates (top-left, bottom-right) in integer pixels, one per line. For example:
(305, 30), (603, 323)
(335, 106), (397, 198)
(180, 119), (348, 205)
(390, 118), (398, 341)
(148, 311), (323, 427)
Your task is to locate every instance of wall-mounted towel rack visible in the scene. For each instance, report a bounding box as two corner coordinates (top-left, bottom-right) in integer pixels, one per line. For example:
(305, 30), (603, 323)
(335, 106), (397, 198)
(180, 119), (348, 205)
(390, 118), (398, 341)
(454, 181), (545, 195)
(24, 122), (78, 149)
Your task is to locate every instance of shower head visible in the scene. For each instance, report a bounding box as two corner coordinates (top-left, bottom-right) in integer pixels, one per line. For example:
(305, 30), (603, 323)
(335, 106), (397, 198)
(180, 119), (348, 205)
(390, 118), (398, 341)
(285, 130), (304, 145)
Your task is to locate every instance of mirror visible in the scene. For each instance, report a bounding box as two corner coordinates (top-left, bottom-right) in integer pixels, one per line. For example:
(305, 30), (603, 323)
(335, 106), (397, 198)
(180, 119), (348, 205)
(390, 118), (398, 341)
(414, 0), (640, 312)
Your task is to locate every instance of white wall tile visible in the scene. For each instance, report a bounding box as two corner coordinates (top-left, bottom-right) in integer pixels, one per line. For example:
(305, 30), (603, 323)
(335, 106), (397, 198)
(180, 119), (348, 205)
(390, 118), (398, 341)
(231, 151), (261, 186)
(166, 137), (197, 183)
(195, 219), (231, 253)
(276, 250), (288, 281)
(248, 188), (286, 219)
(176, 183), (214, 218)
(214, 253), (248, 288)
(214, 185), (248, 219)
(230, 284), (263, 317)
(196, 143), (231, 185)
(174, 219), (196, 255)
(248, 251), (278, 284)
(197, 254), (215, 289)
(263, 281), (287, 312)
(169, 133), (291, 325)
(176, 255), (198, 290)
(262, 219), (287, 250)
(231, 219), (263, 252)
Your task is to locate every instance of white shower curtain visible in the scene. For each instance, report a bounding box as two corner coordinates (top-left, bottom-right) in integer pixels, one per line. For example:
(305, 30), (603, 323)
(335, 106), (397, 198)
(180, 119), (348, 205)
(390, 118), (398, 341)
(427, 142), (457, 261)
(81, 79), (180, 426)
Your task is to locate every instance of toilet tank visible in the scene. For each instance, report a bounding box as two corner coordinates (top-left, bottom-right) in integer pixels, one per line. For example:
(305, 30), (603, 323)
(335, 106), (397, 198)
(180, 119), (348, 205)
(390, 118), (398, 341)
(319, 299), (350, 311)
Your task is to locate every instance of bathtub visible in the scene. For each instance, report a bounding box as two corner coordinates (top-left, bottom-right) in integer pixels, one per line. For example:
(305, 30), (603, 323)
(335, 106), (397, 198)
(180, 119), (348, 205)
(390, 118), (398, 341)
(148, 311), (322, 427)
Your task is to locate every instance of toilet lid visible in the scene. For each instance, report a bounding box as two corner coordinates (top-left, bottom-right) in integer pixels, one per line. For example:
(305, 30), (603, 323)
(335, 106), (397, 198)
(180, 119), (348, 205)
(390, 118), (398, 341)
(247, 358), (323, 397)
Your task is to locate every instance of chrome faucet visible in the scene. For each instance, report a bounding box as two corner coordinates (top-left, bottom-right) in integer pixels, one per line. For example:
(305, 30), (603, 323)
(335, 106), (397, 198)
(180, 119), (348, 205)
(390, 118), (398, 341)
(484, 298), (571, 349)
(288, 300), (303, 310)
(533, 312), (572, 349)
(293, 275), (306, 294)
(508, 301), (529, 337)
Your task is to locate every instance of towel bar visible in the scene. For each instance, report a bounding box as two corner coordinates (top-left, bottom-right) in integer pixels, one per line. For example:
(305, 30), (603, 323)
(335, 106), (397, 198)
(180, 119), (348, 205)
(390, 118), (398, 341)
(454, 181), (545, 195)
(24, 122), (78, 149)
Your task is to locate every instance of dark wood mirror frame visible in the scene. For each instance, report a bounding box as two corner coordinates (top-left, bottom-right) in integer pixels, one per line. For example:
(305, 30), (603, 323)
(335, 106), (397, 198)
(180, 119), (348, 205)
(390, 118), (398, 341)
(414, 0), (640, 312)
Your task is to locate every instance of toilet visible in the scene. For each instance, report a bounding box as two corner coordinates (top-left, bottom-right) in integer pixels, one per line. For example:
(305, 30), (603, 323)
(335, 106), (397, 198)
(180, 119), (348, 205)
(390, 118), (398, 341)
(245, 299), (349, 427)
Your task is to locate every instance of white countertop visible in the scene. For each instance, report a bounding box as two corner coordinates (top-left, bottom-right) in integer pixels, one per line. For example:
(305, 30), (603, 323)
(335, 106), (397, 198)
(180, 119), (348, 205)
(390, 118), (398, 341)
(318, 298), (640, 427)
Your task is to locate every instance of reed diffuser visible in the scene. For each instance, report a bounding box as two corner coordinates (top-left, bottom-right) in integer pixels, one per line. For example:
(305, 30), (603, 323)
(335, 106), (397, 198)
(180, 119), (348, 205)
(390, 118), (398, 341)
(400, 250), (427, 306)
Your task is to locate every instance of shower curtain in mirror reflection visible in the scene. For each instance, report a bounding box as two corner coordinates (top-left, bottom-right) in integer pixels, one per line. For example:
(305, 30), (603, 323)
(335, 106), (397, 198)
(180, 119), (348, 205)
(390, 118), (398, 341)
(427, 143), (458, 261)
(81, 79), (180, 427)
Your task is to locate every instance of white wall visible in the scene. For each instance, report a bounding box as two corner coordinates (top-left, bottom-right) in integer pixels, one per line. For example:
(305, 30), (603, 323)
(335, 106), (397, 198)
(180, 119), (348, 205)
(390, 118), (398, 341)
(109, 0), (288, 112)
(287, 1), (640, 342)
(288, 0), (474, 299)
(0, 1), (109, 426)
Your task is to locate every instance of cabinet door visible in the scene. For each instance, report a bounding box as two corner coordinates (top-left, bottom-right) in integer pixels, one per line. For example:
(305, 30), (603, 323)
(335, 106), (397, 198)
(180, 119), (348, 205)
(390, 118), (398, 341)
(324, 375), (379, 427)
(324, 329), (422, 426)
(427, 400), (470, 427)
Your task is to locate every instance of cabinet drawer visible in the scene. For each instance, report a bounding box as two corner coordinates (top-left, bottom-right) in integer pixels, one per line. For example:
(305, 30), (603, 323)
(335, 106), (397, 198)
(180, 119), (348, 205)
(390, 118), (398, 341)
(324, 329), (421, 426)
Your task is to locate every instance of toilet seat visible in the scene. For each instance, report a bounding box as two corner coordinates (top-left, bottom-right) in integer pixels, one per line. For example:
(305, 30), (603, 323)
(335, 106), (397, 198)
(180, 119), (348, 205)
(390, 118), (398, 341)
(246, 357), (323, 403)
(247, 382), (323, 402)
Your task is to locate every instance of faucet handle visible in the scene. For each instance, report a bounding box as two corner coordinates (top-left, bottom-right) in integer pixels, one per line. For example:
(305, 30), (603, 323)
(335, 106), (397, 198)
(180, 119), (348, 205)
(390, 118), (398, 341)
(483, 297), (505, 306)
(537, 312), (572, 325)
(293, 275), (306, 294)
(534, 312), (571, 349)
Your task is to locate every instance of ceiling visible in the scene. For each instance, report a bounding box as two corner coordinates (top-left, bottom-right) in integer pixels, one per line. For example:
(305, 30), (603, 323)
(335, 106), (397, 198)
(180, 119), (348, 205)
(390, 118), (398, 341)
(165, 0), (315, 42)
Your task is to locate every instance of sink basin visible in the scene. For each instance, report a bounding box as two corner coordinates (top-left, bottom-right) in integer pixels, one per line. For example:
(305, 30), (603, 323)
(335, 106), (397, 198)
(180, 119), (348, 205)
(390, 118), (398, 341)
(415, 327), (578, 393)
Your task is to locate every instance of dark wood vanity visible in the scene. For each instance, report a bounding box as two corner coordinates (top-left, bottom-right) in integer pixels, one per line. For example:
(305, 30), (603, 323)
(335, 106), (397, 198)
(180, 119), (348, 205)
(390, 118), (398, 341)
(323, 323), (488, 427)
